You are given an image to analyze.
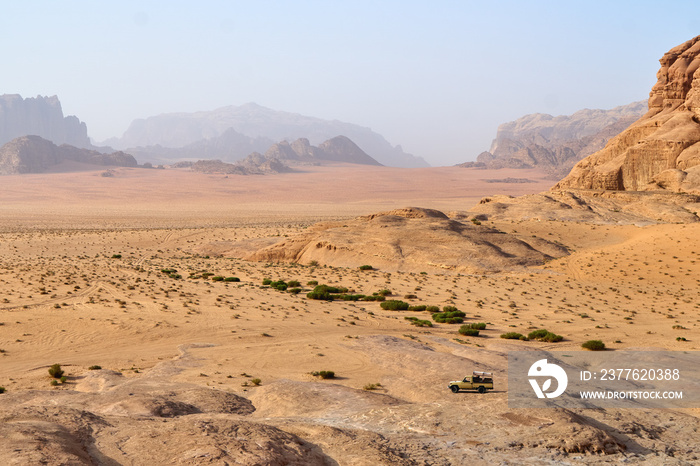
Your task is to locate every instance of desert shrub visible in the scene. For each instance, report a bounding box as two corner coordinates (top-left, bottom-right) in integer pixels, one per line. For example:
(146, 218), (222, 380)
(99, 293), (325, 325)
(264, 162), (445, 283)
(376, 289), (392, 297)
(359, 265), (373, 270)
(501, 332), (527, 340)
(470, 217), (482, 225)
(361, 295), (384, 302)
(442, 305), (459, 313)
(88, 365), (102, 370)
(312, 370), (335, 379)
(408, 305), (427, 312)
(527, 329), (549, 340)
(48, 364), (64, 379)
(50, 379), (59, 386)
(224, 277), (240, 282)
(405, 316), (433, 327)
(465, 322), (487, 330)
(309, 260), (319, 267)
(287, 280), (301, 287)
(338, 294), (366, 301)
(111, 254), (122, 259)
(363, 383), (382, 391)
(458, 326), (480, 336)
(211, 276), (224, 282)
(380, 300), (410, 310)
(0, 386), (5, 393)
(404, 294), (417, 299)
(313, 285), (348, 294)
(307, 280), (318, 286)
(251, 378), (261, 386)
(307, 291), (333, 301)
(161, 268), (177, 274)
(426, 305), (440, 313)
(168, 273), (182, 279)
(582, 340), (606, 351)
(60, 376), (67, 383)
(432, 310), (466, 323)
(288, 287), (302, 295)
(202, 272), (215, 278)
(262, 279), (272, 285)
(528, 329), (563, 343)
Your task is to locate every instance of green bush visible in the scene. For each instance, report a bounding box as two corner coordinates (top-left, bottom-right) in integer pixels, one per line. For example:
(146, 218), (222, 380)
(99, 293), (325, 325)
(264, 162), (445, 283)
(287, 280), (301, 287)
(442, 305), (459, 313)
(111, 254), (122, 259)
(211, 276), (224, 282)
(380, 300), (410, 310)
(0, 386), (5, 394)
(48, 364), (64, 379)
(313, 285), (348, 294)
(288, 287), (302, 295)
(50, 379), (59, 386)
(466, 323), (487, 330)
(60, 376), (67, 383)
(307, 291), (333, 301)
(161, 268), (177, 274)
(432, 310), (466, 323)
(337, 294), (366, 301)
(407, 305), (427, 312)
(251, 378), (261, 386)
(501, 332), (527, 340)
(458, 326), (480, 337)
(307, 280), (318, 286)
(262, 279), (272, 285)
(582, 340), (605, 351)
(224, 277), (240, 282)
(361, 295), (385, 302)
(426, 306), (440, 313)
(528, 329), (563, 343)
(88, 365), (102, 370)
(375, 289), (392, 296)
(312, 370), (335, 379)
(359, 265), (373, 270)
(405, 316), (433, 327)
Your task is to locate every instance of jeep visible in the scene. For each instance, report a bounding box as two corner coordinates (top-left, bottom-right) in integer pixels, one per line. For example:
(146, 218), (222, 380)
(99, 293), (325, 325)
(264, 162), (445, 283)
(448, 371), (493, 394)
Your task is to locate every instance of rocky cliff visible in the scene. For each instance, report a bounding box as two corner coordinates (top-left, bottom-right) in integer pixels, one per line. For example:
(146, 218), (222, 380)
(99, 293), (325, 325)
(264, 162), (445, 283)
(462, 102), (646, 177)
(554, 36), (700, 193)
(104, 103), (427, 167)
(0, 136), (137, 174)
(0, 94), (91, 148)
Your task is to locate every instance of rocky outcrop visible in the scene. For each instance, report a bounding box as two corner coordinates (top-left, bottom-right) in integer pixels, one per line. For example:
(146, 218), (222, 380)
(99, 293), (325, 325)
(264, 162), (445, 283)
(462, 102), (645, 176)
(104, 102), (428, 167)
(189, 153), (291, 175)
(0, 94), (91, 148)
(263, 135), (381, 166)
(247, 207), (568, 273)
(0, 136), (137, 174)
(555, 36), (700, 193)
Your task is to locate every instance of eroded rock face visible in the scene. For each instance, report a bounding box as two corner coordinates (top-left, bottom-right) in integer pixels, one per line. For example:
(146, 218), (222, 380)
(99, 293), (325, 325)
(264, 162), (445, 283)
(554, 36), (700, 193)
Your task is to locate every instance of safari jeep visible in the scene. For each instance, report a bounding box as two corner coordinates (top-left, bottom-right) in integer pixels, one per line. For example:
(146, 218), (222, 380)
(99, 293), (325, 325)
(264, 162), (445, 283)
(448, 371), (493, 394)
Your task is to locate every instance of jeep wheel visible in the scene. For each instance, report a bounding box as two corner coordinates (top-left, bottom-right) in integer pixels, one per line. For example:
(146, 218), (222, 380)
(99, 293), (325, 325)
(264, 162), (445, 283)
(478, 386), (486, 394)
(450, 385), (459, 393)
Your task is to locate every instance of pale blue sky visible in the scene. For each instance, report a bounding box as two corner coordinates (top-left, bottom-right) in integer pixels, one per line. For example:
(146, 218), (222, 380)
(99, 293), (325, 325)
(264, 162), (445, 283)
(2, 1), (698, 165)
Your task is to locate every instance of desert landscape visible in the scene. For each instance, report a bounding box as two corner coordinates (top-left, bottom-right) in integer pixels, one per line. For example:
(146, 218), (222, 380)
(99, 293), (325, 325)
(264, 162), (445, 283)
(2, 19), (700, 465)
(0, 159), (699, 464)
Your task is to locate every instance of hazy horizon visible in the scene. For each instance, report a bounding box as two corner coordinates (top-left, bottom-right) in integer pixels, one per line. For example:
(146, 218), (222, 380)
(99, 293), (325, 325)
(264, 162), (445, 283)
(3, 1), (699, 166)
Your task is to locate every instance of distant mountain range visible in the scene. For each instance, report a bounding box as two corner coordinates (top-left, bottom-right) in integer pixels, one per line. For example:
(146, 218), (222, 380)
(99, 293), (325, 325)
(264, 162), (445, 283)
(459, 101), (647, 176)
(102, 103), (427, 168)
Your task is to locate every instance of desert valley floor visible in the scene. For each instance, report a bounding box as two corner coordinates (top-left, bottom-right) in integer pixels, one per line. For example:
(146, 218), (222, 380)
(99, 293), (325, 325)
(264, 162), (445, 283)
(0, 164), (698, 465)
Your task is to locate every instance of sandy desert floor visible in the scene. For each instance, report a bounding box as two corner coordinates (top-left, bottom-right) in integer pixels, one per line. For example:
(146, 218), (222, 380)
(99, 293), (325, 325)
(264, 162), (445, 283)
(0, 164), (698, 465)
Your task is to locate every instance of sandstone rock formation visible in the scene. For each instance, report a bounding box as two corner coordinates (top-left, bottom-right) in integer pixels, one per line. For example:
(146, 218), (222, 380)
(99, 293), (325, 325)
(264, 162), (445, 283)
(0, 135), (137, 174)
(263, 135), (381, 166)
(0, 94), (91, 148)
(555, 36), (700, 193)
(460, 102), (646, 177)
(189, 153), (292, 175)
(247, 207), (567, 273)
(104, 102), (427, 167)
